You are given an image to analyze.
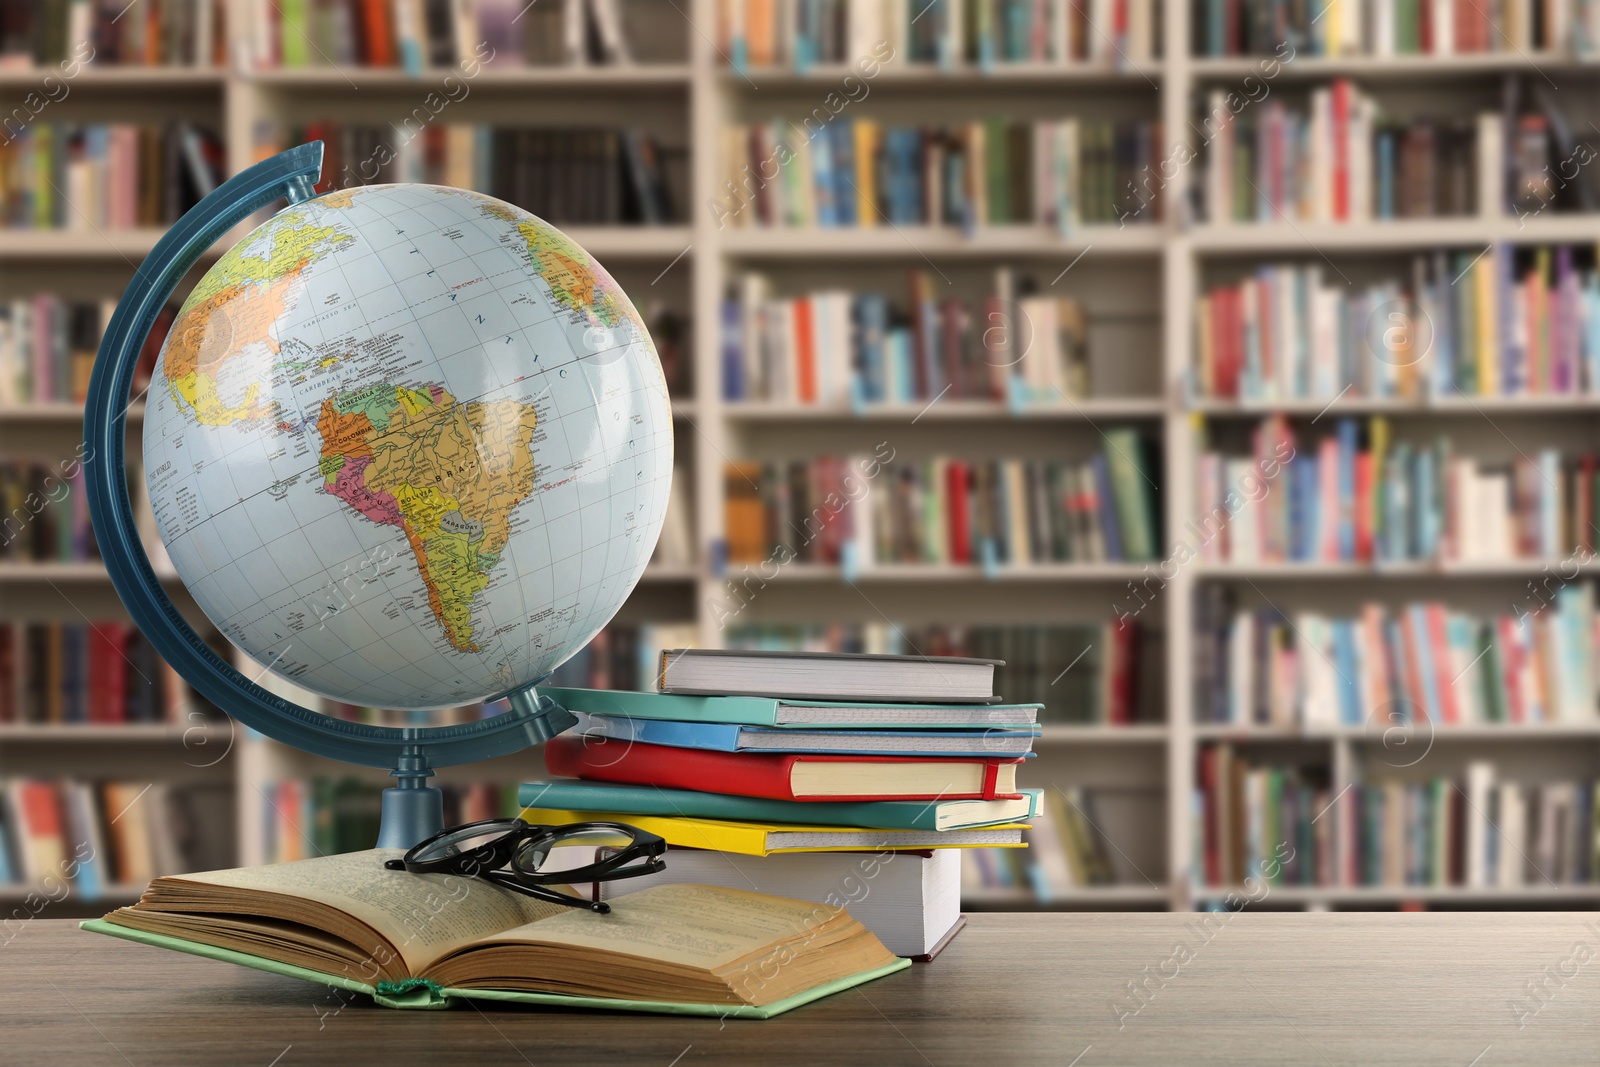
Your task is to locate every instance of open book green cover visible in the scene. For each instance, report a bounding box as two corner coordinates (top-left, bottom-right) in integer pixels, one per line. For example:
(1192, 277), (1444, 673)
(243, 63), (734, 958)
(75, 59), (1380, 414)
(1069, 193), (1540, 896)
(79, 919), (910, 1018)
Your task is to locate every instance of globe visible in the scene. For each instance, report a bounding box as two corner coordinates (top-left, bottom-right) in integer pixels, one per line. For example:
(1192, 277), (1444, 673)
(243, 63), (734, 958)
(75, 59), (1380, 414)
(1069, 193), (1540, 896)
(139, 181), (674, 712)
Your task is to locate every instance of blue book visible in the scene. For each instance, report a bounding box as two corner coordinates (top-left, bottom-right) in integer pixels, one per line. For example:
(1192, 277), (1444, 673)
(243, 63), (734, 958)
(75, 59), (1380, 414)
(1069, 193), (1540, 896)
(1377, 133), (1396, 219)
(540, 687), (1041, 728)
(854, 295), (887, 402)
(1431, 250), (1454, 395)
(1207, 0), (1224, 53)
(831, 119), (857, 227)
(810, 124), (837, 227)
(1091, 452), (1124, 561)
(571, 711), (1039, 756)
(1336, 418), (1357, 561)
(1583, 275), (1600, 395)
(1407, 604), (1442, 723)
(518, 779), (1043, 831)
(1332, 621), (1362, 725)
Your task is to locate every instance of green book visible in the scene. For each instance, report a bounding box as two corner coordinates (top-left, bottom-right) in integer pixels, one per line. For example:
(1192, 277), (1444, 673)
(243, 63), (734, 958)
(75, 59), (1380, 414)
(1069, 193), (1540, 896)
(538, 686), (1041, 729)
(517, 780), (1044, 830)
(985, 117), (1009, 223)
(82, 850), (907, 1018)
(1101, 428), (1157, 562)
(278, 0), (310, 67)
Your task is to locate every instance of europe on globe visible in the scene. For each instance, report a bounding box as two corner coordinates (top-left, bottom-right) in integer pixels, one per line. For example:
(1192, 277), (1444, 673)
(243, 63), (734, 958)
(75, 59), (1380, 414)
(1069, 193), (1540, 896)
(142, 183), (673, 711)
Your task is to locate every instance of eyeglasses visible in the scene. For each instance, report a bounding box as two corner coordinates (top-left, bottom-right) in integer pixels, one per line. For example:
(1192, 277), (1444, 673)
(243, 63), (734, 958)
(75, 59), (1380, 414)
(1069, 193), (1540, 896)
(383, 817), (667, 913)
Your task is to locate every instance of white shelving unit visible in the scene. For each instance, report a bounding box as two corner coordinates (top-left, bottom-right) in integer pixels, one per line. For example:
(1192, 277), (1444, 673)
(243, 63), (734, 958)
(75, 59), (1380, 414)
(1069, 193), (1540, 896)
(6, 0), (1600, 913)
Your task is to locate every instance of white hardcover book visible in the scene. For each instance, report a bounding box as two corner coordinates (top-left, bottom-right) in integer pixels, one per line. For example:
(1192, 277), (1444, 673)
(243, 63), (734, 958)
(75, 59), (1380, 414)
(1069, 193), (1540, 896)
(1351, 96), (1374, 220)
(1309, 88), (1331, 223)
(1127, 0), (1151, 61)
(1309, 273), (1338, 397)
(1494, 783), (1524, 886)
(847, 0), (880, 62)
(1374, 0), (1395, 54)
(1465, 764), (1491, 889)
(1433, 0), (1454, 52)
(1341, 0), (1362, 54)
(602, 847), (964, 958)
(1274, 266), (1296, 399)
(564, 0), (586, 63)
(1206, 90), (1232, 224)
(1549, 0), (1571, 53)
(1476, 113), (1504, 218)
(830, 291), (854, 406)
(1053, 0), (1072, 61)
(589, 0), (633, 62)
(1229, 609), (1255, 725)
(1297, 614), (1339, 727)
(1089, 0), (1113, 62)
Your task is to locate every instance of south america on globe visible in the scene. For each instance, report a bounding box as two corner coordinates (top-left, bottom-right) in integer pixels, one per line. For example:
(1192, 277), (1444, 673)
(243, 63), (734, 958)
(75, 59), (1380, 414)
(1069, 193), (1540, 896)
(142, 184), (673, 711)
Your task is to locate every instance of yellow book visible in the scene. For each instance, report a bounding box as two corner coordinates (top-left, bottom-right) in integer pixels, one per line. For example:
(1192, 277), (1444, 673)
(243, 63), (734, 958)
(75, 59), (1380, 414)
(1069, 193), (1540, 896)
(854, 119), (878, 226)
(1475, 252), (1496, 396)
(519, 808), (1030, 857)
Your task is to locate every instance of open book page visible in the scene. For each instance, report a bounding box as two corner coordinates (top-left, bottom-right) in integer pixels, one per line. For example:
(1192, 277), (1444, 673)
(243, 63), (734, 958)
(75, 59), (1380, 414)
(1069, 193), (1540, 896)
(424, 884), (897, 1004)
(141, 850), (563, 976)
(461, 884), (846, 969)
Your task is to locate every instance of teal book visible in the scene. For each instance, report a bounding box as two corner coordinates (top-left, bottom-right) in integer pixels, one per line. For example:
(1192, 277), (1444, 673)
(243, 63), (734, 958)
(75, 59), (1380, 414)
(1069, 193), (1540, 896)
(518, 780), (1044, 830)
(538, 686), (1041, 729)
(81, 851), (907, 1018)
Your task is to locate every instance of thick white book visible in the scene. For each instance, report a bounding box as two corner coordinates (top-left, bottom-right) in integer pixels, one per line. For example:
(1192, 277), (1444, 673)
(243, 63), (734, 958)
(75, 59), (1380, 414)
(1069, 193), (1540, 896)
(599, 848), (965, 958)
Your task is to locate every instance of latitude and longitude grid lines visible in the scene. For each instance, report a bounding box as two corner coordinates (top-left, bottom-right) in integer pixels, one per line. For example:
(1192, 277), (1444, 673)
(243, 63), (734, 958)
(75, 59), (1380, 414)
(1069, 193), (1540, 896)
(154, 186), (672, 708)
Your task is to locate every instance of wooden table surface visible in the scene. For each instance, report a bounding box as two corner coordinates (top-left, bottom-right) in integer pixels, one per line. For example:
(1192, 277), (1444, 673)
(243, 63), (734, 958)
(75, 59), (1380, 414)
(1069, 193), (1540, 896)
(5, 913), (1599, 1066)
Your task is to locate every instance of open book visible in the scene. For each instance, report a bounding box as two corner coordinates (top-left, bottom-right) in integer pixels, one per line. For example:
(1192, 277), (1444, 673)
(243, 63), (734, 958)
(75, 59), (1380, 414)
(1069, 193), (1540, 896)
(82, 850), (908, 1018)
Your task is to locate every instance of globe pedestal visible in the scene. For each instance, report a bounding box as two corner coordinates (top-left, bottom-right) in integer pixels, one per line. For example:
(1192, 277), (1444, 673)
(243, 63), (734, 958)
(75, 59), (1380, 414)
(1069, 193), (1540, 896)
(373, 692), (578, 849)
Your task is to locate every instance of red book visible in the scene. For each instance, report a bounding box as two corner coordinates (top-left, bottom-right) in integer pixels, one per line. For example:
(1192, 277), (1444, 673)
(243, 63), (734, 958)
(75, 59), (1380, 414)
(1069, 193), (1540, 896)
(544, 735), (1025, 802)
(1425, 605), (1459, 724)
(947, 461), (972, 563)
(1499, 617), (1524, 723)
(358, 0), (396, 67)
(11, 780), (66, 881)
(793, 298), (817, 403)
(1331, 80), (1350, 221)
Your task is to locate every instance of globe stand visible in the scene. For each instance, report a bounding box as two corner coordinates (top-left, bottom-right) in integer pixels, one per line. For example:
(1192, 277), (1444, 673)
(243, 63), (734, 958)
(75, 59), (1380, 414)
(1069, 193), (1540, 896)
(83, 141), (591, 852)
(374, 692), (577, 849)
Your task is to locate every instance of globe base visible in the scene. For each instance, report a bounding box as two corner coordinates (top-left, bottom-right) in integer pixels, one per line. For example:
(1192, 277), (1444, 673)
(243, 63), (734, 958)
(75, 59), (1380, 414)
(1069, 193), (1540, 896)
(376, 782), (445, 850)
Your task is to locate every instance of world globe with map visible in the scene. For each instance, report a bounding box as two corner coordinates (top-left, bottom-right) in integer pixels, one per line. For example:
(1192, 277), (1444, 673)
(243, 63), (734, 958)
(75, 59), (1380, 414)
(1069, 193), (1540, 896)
(141, 183), (673, 711)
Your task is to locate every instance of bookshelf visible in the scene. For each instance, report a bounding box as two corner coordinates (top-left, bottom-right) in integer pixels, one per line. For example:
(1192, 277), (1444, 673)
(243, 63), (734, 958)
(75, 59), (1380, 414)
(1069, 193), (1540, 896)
(6, 0), (1600, 915)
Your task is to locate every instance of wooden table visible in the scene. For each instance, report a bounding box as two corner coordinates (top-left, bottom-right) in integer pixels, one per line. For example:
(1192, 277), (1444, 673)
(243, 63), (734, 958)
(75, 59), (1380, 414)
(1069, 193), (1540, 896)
(6, 913), (1599, 1065)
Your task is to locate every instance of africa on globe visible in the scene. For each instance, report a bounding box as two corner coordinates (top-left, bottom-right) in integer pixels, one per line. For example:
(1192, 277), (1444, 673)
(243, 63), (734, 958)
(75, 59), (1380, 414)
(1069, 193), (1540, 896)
(142, 183), (673, 711)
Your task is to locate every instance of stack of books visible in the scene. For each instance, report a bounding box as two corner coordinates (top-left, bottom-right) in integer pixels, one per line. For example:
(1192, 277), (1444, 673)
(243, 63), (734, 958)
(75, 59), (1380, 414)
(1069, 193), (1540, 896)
(520, 647), (1043, 958)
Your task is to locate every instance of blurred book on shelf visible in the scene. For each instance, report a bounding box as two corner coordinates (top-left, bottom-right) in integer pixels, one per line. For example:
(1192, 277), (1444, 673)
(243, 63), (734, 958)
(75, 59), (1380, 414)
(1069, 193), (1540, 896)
(725, 622), (1158, 724)
(718, 0), (1159, 68)
(1192, 588), (1599, 727)
(722, 437), (1159, 567)
(1194, 414), (1600, 565)
(719, 116), (1161, 229)
(651, 467), (694, 568)
(0, 296), (176, 405)
(1195, 748), (1600, 890)
(0, 122), (224, 231)
(0, 621), (214, 725)
(963, 786), (1119, 897)
(1201, 80), (1478, 223)
(258, 778), (520, 863)
(255, 121), (681, 225)
(1191, 0), (1594, 56)
(0, 0), (224, 68)
(723, 267), (1088, 405)
(1194, 248), (1600, 403)
(0, 777), (232, 895)
(0, 460), (95, 564)
(247, 0), (642, 70)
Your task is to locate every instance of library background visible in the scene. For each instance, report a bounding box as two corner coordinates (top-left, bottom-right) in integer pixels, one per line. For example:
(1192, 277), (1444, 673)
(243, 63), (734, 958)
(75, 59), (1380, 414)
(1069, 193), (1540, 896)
(4, 0), (1600, 917)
